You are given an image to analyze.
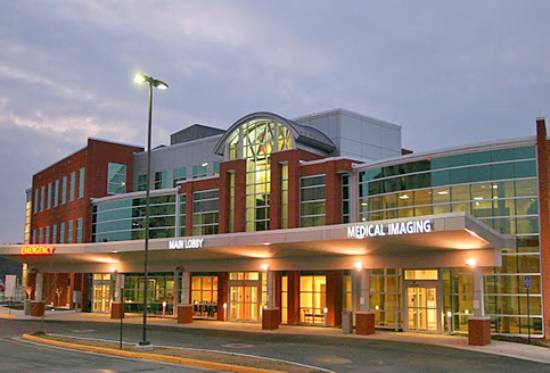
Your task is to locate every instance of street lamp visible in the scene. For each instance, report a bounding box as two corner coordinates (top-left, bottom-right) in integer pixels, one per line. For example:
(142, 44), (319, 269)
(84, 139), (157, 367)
(134, 72), (169, 347)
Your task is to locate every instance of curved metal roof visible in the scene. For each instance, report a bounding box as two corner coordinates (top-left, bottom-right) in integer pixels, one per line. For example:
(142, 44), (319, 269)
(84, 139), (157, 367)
(213, 111), (336, 155)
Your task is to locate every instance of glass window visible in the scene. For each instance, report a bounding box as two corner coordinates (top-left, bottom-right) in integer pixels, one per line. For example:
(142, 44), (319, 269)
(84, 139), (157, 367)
(59, 222), (65, 244)
(342, 174), (351, 224)
(173, 167), (187, 187)
(79, 167), (85, 198)
(92, 194), (176, 242)
(61, 175), (67, 204)
(300, 175), (326, 227)
(52, 224), (57, 244)
(54, 179), (59, 207)
(40, 185), (45, 211)
(76, 217), (83, 243)
(137, 174), (147, 191)
(192, 189), (219, 235)
(33, 188), (39, 214)
(404, 270), (439, 280)
(154, 170), (168, 190)
(38, 227), (43, 243)
(67, 220), (73, 243)
(213, 162), (220, 176)
(191, 275), (218, 318)
(45, 226), (50, 244)
(299, 275), (327, 325)
(107, 163), (127, 194)
(192, 164), (208, 179)
(179, 194), (186, 236)
(69, 171), (76, 201)
(228, 172), (235, 232)
(47, 182), (52, 209)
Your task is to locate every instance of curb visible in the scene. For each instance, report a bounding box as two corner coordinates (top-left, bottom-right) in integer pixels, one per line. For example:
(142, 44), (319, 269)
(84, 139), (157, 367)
(21, 333), (285, 373)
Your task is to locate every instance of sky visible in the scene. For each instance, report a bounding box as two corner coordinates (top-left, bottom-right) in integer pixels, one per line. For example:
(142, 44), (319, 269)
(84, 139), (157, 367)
(0, 1), (549, 243)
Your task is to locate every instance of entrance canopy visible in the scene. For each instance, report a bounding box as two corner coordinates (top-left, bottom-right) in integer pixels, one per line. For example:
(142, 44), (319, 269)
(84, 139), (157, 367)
(0, 213), (514, 273)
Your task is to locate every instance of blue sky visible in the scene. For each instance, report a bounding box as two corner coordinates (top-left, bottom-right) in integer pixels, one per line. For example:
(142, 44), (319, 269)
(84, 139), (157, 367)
(0, 1), (548, 243)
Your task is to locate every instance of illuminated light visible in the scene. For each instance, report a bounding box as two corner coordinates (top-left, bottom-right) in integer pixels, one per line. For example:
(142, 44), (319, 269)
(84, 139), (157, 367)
(399, 194), (409, 200)
(134, 73), (147, 84)
(464, 309), (469, 315)
(109, 267), (117, 273)
(201, 162), (208, 167)
(223, 302), (227, 309)
(353, 261), (363, 271)
(465, 258), (477, 268)
(446, 311), (452, 318)
(323, 307), (328, 314)
(360, 202), (368, 206)
(375, 305), (380, 311)
(473, 196), (483, 201)
(20, 246), (55, 256)
(162, 301), (167, 307)
(263, 242), (270, 246)
(493, 184), (498, 189)
(260, 263), (269, 271)
(437, 190), (449, 195)
(111, 250), (119, 254)
(156, 82), (168, 90)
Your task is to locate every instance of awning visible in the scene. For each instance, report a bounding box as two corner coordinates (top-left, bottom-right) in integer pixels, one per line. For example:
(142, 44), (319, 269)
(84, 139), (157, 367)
(0, 213), (515, 273)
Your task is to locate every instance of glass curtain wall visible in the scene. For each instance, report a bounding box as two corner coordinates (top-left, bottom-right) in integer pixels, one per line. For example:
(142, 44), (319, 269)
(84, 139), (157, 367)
(192, 189), (219, 235)
(359, 145), (541, 336)
(92, 194), (176, 242)
(300, 175), (326, 227)
(226, 119), (293, 232)
(123, 273), (174, 314)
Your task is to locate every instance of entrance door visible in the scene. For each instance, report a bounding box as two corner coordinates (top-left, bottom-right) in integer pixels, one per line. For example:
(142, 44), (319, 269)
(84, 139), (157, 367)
(406, 286), (438, 332)
(92, 274), (112, 313)
(229, 286), (258, 322)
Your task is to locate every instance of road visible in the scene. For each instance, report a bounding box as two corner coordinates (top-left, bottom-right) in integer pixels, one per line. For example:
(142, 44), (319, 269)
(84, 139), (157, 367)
(0, 319), (209, 373)
(2, 318), (550, 372)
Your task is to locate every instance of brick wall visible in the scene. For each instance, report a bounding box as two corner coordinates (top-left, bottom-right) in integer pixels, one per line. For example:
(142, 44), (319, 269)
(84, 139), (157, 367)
(536, 118), (550, 339)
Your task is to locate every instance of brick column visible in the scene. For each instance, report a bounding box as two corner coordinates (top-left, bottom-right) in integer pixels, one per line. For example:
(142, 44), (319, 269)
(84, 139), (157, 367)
(326, 271), (343, 327)
(536, 118), (550, 339)
(287, 271), (300, 324)
(31, 272), (45, 317)
(177, 271), (192, 324)
(217, 272), (229, 321)
(80, 273), (91, 312)
(468, 267), (491, 345)
(354, 268), (375, 333)
(110, 273), (124, 319)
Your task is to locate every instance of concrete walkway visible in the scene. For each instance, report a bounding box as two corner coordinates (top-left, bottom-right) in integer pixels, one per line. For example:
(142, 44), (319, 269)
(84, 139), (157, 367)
(2, 306), (549, 365)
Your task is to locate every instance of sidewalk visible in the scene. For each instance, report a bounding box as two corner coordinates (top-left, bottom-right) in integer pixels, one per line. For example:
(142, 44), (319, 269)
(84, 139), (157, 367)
(2, 306), (549, 365)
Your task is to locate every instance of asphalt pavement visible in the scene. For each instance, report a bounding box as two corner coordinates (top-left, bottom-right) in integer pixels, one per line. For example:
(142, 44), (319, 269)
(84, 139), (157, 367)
(2, 318), (550, 372)
(0, 319), (209, 373)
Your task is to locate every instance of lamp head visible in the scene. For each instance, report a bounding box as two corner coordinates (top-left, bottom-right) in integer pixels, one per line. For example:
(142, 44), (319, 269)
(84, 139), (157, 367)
(134, 73), (148, 85)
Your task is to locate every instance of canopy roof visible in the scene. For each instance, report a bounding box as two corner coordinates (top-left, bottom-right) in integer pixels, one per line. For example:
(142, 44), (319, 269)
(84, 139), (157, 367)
(0, 213), (514, 273)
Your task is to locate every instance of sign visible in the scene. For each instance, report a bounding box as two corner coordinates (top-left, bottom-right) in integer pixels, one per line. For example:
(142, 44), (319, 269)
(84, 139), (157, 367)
(524, 276), (531, 289)
(20, 246), (56, 256)
(4, 275), (16, 298)
(347, 219), (433, 239)
(168, 238), (204, 250)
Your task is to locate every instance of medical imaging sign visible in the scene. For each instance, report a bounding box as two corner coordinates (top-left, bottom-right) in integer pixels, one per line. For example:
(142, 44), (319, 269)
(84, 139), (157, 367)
(347, 219), (433, 239)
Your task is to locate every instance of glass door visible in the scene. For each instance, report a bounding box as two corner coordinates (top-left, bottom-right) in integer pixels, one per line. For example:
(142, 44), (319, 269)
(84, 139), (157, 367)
(406, 286), (438, 332)
(229, 286), (258, 321)
(92, 274), (112, 313)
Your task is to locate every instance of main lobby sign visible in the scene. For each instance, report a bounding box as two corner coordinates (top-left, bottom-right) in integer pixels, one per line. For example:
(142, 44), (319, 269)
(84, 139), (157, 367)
(347, 219), (433, 239)
(168, 238), (204, 249)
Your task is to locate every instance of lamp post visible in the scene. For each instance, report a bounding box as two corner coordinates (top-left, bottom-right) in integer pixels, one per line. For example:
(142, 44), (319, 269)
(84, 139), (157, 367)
(133, 72), (168, 347)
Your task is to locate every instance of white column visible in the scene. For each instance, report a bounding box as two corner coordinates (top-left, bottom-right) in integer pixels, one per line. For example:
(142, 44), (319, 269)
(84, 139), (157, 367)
(266, 271), (275, 309)
(358, 269), (370, 312)
(473, 267), (485, 317)
(180, 272), (190, 305)
(34, 272), (43, 303)
(114, 273), (123, 303)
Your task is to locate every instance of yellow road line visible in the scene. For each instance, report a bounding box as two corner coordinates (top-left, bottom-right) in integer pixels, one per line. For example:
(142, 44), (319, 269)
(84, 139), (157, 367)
(22, 334), (285, 373)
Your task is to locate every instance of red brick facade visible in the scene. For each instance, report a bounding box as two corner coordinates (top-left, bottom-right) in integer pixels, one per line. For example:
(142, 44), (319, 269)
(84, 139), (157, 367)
(30, 138), (142, 244)
(536, 118), (550, 339)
